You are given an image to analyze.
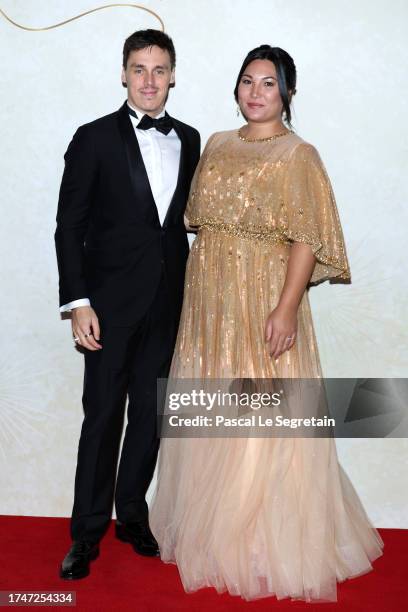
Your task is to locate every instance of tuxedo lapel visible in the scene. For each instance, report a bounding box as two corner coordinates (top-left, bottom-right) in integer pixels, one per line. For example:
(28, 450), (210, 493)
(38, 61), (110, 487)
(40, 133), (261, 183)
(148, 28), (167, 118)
(117, 102), (160, 226)
(162, 117), (188, 229)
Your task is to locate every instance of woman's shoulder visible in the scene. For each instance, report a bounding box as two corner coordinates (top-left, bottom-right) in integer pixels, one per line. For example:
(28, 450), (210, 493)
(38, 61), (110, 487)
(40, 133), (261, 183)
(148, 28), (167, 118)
(204, 129), (237, 148)
(285, 133), (321, 162)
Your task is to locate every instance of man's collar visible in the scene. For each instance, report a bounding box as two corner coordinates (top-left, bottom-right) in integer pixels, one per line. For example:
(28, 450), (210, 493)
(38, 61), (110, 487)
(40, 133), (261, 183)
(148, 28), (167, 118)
(127, 101), (166, 122)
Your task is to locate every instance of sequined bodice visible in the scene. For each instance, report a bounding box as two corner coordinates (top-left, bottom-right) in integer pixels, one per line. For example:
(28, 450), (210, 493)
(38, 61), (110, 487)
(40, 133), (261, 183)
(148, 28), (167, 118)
(186, 129), (350, 283)
(187, 132), (292, 236)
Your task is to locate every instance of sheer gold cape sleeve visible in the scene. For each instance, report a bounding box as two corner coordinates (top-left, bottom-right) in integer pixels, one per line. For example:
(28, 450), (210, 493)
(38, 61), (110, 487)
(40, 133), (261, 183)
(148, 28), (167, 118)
(185, 133), (218, 226)
(282, 142), (351, 284)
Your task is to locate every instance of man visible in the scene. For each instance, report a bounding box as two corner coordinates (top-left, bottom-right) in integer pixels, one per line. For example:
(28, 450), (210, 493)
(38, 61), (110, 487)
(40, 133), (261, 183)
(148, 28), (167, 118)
(55, 29), (200, 580)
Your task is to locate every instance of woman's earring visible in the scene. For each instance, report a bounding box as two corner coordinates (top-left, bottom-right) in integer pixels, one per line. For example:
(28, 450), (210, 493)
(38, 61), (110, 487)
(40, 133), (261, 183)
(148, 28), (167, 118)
(236, 105), (240, 117)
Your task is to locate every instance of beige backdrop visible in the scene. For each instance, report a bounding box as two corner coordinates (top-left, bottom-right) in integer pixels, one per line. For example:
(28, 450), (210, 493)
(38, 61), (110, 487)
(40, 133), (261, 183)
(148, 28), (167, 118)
(0, 0), (407, 526)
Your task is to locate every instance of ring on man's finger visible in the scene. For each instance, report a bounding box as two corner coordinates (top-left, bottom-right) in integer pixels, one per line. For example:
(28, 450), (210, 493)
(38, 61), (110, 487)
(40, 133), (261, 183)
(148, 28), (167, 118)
(84, 332), (93, 338)
(73, 337), (80, 344)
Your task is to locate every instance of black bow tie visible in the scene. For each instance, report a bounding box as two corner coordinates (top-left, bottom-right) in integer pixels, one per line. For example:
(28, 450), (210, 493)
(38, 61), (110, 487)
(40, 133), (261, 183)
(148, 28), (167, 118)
(128, 107), (173, 135)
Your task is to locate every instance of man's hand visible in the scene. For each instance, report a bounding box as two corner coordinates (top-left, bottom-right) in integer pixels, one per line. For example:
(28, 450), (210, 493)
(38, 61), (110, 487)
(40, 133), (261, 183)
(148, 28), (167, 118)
(72, 306), (102, 351)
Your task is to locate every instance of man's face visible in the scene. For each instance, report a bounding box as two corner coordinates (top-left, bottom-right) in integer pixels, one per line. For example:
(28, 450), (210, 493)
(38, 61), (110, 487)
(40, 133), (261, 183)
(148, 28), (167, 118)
(122, 45), (175, 116)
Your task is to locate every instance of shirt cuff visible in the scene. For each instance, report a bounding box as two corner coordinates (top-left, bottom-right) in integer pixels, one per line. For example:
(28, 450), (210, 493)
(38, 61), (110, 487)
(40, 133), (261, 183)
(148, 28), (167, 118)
(60, 298), (91, 312)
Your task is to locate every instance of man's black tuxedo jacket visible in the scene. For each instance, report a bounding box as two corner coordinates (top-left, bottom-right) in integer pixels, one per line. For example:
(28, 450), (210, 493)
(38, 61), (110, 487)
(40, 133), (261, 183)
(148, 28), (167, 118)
(55, 101), (201, 326)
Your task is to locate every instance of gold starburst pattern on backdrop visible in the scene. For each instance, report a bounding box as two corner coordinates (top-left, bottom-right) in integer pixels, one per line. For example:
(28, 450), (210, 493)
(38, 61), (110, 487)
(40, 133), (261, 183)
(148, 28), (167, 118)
(0, 4), (165, 32)
(0, 345), (60, 460)
(311, 207), (408, 377)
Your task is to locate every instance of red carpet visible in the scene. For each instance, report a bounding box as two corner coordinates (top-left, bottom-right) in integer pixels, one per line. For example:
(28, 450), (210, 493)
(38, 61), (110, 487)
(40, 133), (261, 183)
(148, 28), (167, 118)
(0, 516), (405, 611)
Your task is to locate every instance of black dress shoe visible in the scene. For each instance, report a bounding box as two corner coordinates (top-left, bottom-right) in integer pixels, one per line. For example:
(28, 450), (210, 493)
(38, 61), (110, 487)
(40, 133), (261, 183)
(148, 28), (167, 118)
(59, 540), (99, 580)
(115, 520), (160, 557)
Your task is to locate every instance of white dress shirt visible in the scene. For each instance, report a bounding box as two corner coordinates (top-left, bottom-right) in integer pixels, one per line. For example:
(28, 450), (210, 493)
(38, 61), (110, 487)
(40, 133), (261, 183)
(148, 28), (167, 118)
(60, 102), (182, 312)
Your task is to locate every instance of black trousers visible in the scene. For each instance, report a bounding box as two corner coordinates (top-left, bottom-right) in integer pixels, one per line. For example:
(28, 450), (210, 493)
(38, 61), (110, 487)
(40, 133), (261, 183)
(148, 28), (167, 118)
(70, 277), (176, 543)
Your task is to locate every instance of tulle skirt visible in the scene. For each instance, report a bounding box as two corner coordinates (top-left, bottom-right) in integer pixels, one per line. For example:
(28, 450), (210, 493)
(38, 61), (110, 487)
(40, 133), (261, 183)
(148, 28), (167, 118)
(150, 230), (384, 602)
(150, 433), (384, 602)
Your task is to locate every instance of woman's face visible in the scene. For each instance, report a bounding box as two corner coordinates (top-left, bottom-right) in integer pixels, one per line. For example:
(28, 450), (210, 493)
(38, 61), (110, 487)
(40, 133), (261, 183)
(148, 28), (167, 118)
(237, 59), (284, 123)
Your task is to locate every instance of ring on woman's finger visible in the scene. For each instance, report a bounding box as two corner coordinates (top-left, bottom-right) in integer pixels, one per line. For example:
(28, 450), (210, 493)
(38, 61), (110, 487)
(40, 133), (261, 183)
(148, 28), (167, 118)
(84, 332), (93, 338)
(73, 336), (80, 344)
(286, 335), (294, 341)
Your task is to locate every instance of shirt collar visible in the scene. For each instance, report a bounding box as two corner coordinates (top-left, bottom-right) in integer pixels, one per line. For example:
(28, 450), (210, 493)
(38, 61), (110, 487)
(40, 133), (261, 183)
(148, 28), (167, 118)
(127, 101), (166, 124)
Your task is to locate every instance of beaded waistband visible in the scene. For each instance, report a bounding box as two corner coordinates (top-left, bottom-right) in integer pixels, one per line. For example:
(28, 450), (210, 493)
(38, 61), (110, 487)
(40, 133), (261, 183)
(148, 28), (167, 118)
(189, 218), (290, 246)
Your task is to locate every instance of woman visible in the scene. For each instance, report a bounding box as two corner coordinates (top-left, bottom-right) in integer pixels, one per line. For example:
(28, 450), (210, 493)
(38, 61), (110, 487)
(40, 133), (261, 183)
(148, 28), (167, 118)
(150, 45), (384, 603)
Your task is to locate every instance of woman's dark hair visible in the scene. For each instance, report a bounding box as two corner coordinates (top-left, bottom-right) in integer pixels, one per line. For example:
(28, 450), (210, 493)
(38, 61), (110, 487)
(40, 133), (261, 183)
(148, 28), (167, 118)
(234, 45), (297, 128)
(122, 29), (176, 69)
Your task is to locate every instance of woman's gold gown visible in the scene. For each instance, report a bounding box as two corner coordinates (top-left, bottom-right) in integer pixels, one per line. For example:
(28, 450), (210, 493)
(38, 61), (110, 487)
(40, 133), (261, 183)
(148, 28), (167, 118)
(150, 130), (384, 602)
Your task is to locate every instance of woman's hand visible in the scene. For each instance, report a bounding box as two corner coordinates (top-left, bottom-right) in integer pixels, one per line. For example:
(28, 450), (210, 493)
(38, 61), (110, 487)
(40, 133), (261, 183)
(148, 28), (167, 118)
(184, 215), (198, 232)
(265, 304), (298, 360)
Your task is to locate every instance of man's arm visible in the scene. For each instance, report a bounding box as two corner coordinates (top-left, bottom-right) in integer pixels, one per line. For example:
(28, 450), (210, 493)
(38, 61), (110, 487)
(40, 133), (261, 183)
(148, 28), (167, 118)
(193, 129), (201, 168)
(55, 125), (102, 350)
(55, 125), (96, 306)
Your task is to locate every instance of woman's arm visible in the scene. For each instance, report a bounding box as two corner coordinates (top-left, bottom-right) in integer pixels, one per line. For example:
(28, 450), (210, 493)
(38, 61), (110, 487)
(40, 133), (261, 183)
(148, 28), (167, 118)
(265, 243), (316, 359)
(184, 214), (199, 232)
